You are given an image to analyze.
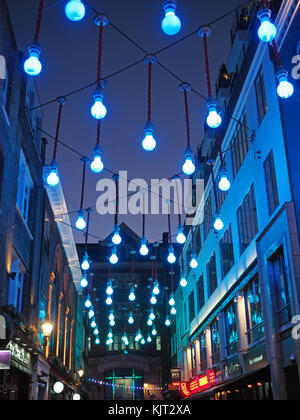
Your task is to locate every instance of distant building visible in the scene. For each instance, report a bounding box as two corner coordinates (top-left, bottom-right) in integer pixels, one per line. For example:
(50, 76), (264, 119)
(172, 0), (300, 400)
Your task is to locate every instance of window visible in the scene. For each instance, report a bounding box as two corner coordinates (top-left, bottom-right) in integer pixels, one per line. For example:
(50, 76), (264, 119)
(16, 150), (33, 224)
(204, 195), (212, 239)
(237, 184), (258, 254)
(184, 302), (188, 331)
(8, 256), (25, 313)
(244, 277), (264, 345)
(1, 68), (11, 122)
(231, 113), (249, 178)
(191, 343), (197, 377)
(268, 248), (292, 327)
(156, 336), (162, 351)
(195, 226), (201, 255)
(264, 150), (279, 216)
(210, 320), (221, 365)
(207, 253), (218, 296)
(225, 302), (239, 356)
(196, 275), (205, 312)
(255, 70), (268, 124)
(199, 332), (207, 372)
(219, 225), (234, 278)
(189, 291), (195, 323)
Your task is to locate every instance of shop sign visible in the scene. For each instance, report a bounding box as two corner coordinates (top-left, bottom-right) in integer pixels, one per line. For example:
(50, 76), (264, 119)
(168, 382), (180, 391)
(244, 343), (268, 373)
(6, 341), (32, 369)
(170, 368), (182, 382)
(224, 356), (242, 380)
(180, 370), (216, 398)
(0, 350), (11, 370)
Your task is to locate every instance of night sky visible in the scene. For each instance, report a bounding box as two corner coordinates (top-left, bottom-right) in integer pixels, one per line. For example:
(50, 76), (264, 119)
(7, 0), (243, 243)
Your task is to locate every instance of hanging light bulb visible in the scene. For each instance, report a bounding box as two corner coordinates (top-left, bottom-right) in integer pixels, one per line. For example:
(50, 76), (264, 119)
(80, 274), (88, 288)
(46, 161), (60, 187)
(109, 319), (115, 327)
(218, 168), (231, 192)
(135, 333), (140, 343)
(165, 317), (171, 327)
(147, 335), (152, 343)
(94, 328), (99, 336)
(90, 145), (104, 174)
(81, 252), (90, 271)
(142, 123), (157, 152)
(150, 310), (156, 321)
(128, 313), (134, 325)
(108, 330), (113, 339)
(109, 312), (115, 321)
(180, 277), (187, 288)
(213, 213), (224, 231)
(95, 338), (100, 345)
(147, 318), (153, 327)
(137, 330), (142, 341)
(276, 70), (294, 99)
(139, 237), (149, 256)
(206, 101), (222, 129)
(129, 287), (136, 302)
(91, 89), (107, 120)
(91, 320), (96, 329)
(109, 246), (119, 265)
(85, 296), (92, 308)
(161, 0), (181, 36)
(152, 326), (157, 336)
(24, 44), (42, 76)
(150, 295), (157, 305)
(167, 245), (176, 264)
(176, 224), (186, 244)
(65, 0), (86, 22)
(112, 225), (122, 246)
(122, 333), (128, 342)
(169, 294), (175, 307)
(106, 281), (113, 296)
(141, 338), (146, 345)
(153, 281), (160, 296)
(171, 307), (177, 316)
(88, 309), (95, 319)
(106, 296), (113, 306)
(182, 148), (196, 176)
(75, 210), (86, 230)
(257, 8), (277, 43)
(190, 253), (198, 269)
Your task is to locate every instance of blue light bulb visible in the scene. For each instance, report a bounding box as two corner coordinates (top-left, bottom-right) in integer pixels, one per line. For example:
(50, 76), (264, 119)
(112, 225), (122, 245)
(169, 294), (175, 307)
(142, 123), (156, 151)
(182, 147), (196, 176)
(276, 70), (294, 99)
(190, 253), (198, 269)
(106, 281), (113, 296)
(167, 245), (176, 264)
(106, 296), (113, 306)
(109, 246), (118, 265)
(206, 101), (222, 129)
(150, 295), (157, 305)
(24, 45), (42, 76)
(91, 320), (96, 328)
(213, 213), (224, 231)
(90, 146), (104, 173)
(153, 281), (160, 296)
(257, 9), (277, 43)
(88, 309), (95, 319)
(147, 318), (153, 327)
(46, 161), (60, 187)
(128, 313), (134, 325)
(80, 275), (88, 288)
(180, 277), (187, 288)
(165, 317), (171, 327)
(85, 296), (92, 308)
(162, 1), (181, 36)
(75, 209), (86, 230)
(176, 224), (186, 244)
(81, 252), (90, 271)
(218, 168), (231, 192)
(65, 0), (86, 22)
(129, 288), (136, 302)
(95, 338), (100, 345)
(91, 90), (107, 120)
(147, 335), (152, 343)
(139, 237), (149, 256)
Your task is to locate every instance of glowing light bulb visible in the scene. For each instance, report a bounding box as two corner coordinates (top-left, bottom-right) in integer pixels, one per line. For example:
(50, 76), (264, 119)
(75, 210), (86, 230)
(167, 245), (176, 264)
(214, 214), (224, 231)
(109, 246), (118, 265)
(24, 45), (42, 76)
(147, 335), (152, 343)
(95, 338), (100, 345)
(110, 319), (115, 327)
(176, 225), (186, 244)
(65, 0), (86, 21)
(91, 90), (107, 120)
(165, 317), (171, 327)
(180, 277), (187, 288)
(109, 312), (115, 321)
(182, 148), (196, 176)
(80, 275), (88, 288)
(91, 320), (96, 329)
(150, 310), (156, 321)
(106, 297), (112, 306)
(206, 101), (222, 129)
(90, 146), (104, 174)
(112, 225), (122, 245)
(169, 295), (175, 307)
(142, 123), (156, 151)
(152, 327), (157, 336)
(277, 70), (294, 99)
(257, 9), (277, 43)
(106, 339), (111, 346)
(88, 309), (95, 319)
(147, 319), (153, 327)
(46, 161), (59, 187)
(153, 281), (160, 296)
(108, 331), (113, 339)
(161, 0), (181, 36)
(139, 237), (149, 256)
(94, 328), (99, 336)
(85, 296), (92, 308)
(150, 295), (157, 305)
(141, 338), (146, 345)
(190, 253), (198, 269)
(218, 169), (231, 192)
(106, 282), (113, 296)
(81, 252), (90, 271)
(171, 307), (177, 316)
(129, 288), (136, 302)
(128, 313), (134, 325)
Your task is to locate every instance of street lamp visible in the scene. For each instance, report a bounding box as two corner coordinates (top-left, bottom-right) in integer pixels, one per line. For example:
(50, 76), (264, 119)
(78, 368), (84, 378)
(41, 316), (53, 349)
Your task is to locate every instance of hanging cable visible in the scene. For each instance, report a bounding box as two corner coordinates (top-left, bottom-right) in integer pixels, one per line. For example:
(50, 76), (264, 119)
(179, 83), (196, 176)
(142, 55), (157, 151)
(24, 0), (45, 76)
(272, 40), (294, 99)
(208, 160), (224, 232)
(75, 158), (88, 230)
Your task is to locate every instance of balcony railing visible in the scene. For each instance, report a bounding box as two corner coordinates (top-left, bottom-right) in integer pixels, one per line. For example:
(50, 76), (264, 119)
(246, 323), (265, 345)
(211, 350), (221, 366)
(226, 339), (239, 356)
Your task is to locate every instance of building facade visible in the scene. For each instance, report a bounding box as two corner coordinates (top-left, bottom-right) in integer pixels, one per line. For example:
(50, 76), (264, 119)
(172, 0), (300, 401)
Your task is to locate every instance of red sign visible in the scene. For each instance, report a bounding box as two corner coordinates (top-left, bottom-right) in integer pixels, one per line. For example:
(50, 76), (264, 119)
(180, 370), (216, 398)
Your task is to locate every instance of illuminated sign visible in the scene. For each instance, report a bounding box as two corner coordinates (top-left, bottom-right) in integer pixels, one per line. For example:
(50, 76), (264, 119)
(0, 351), (11, 370)
(180, 370), (217, 398)
(180, 382), (191, 398)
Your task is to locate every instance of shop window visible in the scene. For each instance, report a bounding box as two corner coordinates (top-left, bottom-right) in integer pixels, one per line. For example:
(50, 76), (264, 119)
(219, 224), (234, 278)
(237, 184), (258, 254)
(207, 253), (218, 296)
(16, 150), (33, 225)
(225, 302), (239, 356)
(211, 319), (221, 366)
(268, 247), (292, 327)
(264, 150), (279, 216)
(255, 69), (268, 125)
(199, 332), (207, 372)
(244, 277), (264, 345)
(231, 112), (249, 178)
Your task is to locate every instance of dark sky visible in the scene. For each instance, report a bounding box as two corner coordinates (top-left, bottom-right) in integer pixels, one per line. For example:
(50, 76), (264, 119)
(7, 0), (242, 244)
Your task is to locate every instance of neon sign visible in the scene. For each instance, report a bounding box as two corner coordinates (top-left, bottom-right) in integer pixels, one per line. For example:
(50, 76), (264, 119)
(180, 370), (217, 398)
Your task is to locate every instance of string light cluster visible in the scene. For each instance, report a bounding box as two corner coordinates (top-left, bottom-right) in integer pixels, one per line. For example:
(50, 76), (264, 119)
(88, 378), (163, 392)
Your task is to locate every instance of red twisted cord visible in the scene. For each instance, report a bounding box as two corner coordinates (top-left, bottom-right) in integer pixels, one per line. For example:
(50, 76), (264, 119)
(155, 246), (158, 279)
(142, 194), (146, 237)
(114, 176), (119, 226)
(85, 210), (91, 251)
(218, 130), (224, 167)
(80, 160), (87, 210)
(34, 0), (45, 44)
(272, 40), (283, 69)
(147, 62), (152, 122)
(168, 210), (172, 244)
(131, 253), (135, 287)
(97, 22), (104, 88)
(191, 225), (195, 252)
(184, 90), (191, 148)
(175, 179), (182, 225)
(52, 102), (63, 161)
(210, 165), (219, 212)
(96, 120), (101, 146)
(171, 271), (174, 294)
(203, 34), (213, 98)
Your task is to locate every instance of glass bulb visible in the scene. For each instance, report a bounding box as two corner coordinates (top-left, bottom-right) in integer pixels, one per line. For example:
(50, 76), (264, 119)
(91, 321), (96, 329)
(88, 309), (95, 319)
(106, 297), (113, 306)
(95, 338), (100, 345)
(169, 296), (175, 307)
(214, 215), (224, 231)
(110, 320), (115, 327)
(112, 225), (122, 245)
(81, 253), (90, 271)
(277, 70), (294, 99)
(153, 283), (160, 296)
(207, 102), (222, 129)
(109, 313), (115, 321)
(85, 298), (91, 308)
(218, 171), (231, 192)
(106, 284), (113, 296)
(165, 318), (171, 327)
(65, 0), (86, 22)
(75, 210), (86, 230)
(141, 338), (146, 345)
(147, 319), (153, 327)
(91, 92), (107, 120)
(167, 246), (176, 264)
(139, 238), (149, 256)
(152, 327), (157, 336)
(46, 162), (60, 187)
(128, 315), (134, 325)
(190, 256), (198, 269)
(109, 247), (118, 265)
(90, 149), (104, 174)
(176, 225), (186, 244)
(182, 155), (195, 176)
(180, 277), (187, 288)
(150, 311), (156, 321)
(171, 307), (177, 315)
(257, 9), (277, 43)
(24, 45), (42, 76)
(150, 295), (157, 305)
(129, 290), (136, 302)
(161, 2), (181, 36)
(142, 125), (156, 151)
(80, 276), (88, 288)
(147, 336), (152, 343)
(108, 331), (113, 338)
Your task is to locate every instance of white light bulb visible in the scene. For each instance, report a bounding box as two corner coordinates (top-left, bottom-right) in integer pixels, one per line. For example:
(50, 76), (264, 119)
(46, 161), (60, 187)
(214, 215), (224, 231)
(75, 210), (86, 230)
(109, 247), (118, 265)
(81, 253), (90, 271)
(153, 283), (160, 296)
(152, 328), (157, 336)
(106, 297), (113, 306)
(112, 226), (122, 245)
(167, 252), (176, 264)
(24, 45), (42, 76)
(106, 284), (113, 296)
(207, 103), (222, 129)
(110, 320), (115, 327)
(147, 319), (153, 327)
(171, 307), (177, 315)
(147, 336), (152, 343)
(150, 296), (157, 305)
(277, 70), (294, 99)
(218, 172), (231, 192)
(169, 296), (175, 307)
(140, 238), (149, 256)
(142, 125), (156, 151)
(190, 257), (198, 269)
(90, 153), (104, 174)
(88, 309), (95, 319)
(180, 277), (187, 288)
(91, 92), (107, 120)
(150, 311), (155, 321)
(165, 318), (171, 327)
(91, 321), (96, 328)
(129, 290), (136, 302)
(128, 315), (134, 325)
(182, 155), (196, 176)
(257, 9), (277, 43)
(85, 298), (91, 308)
(80, 276), (88, 288)
(95, 338), (100, 345)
